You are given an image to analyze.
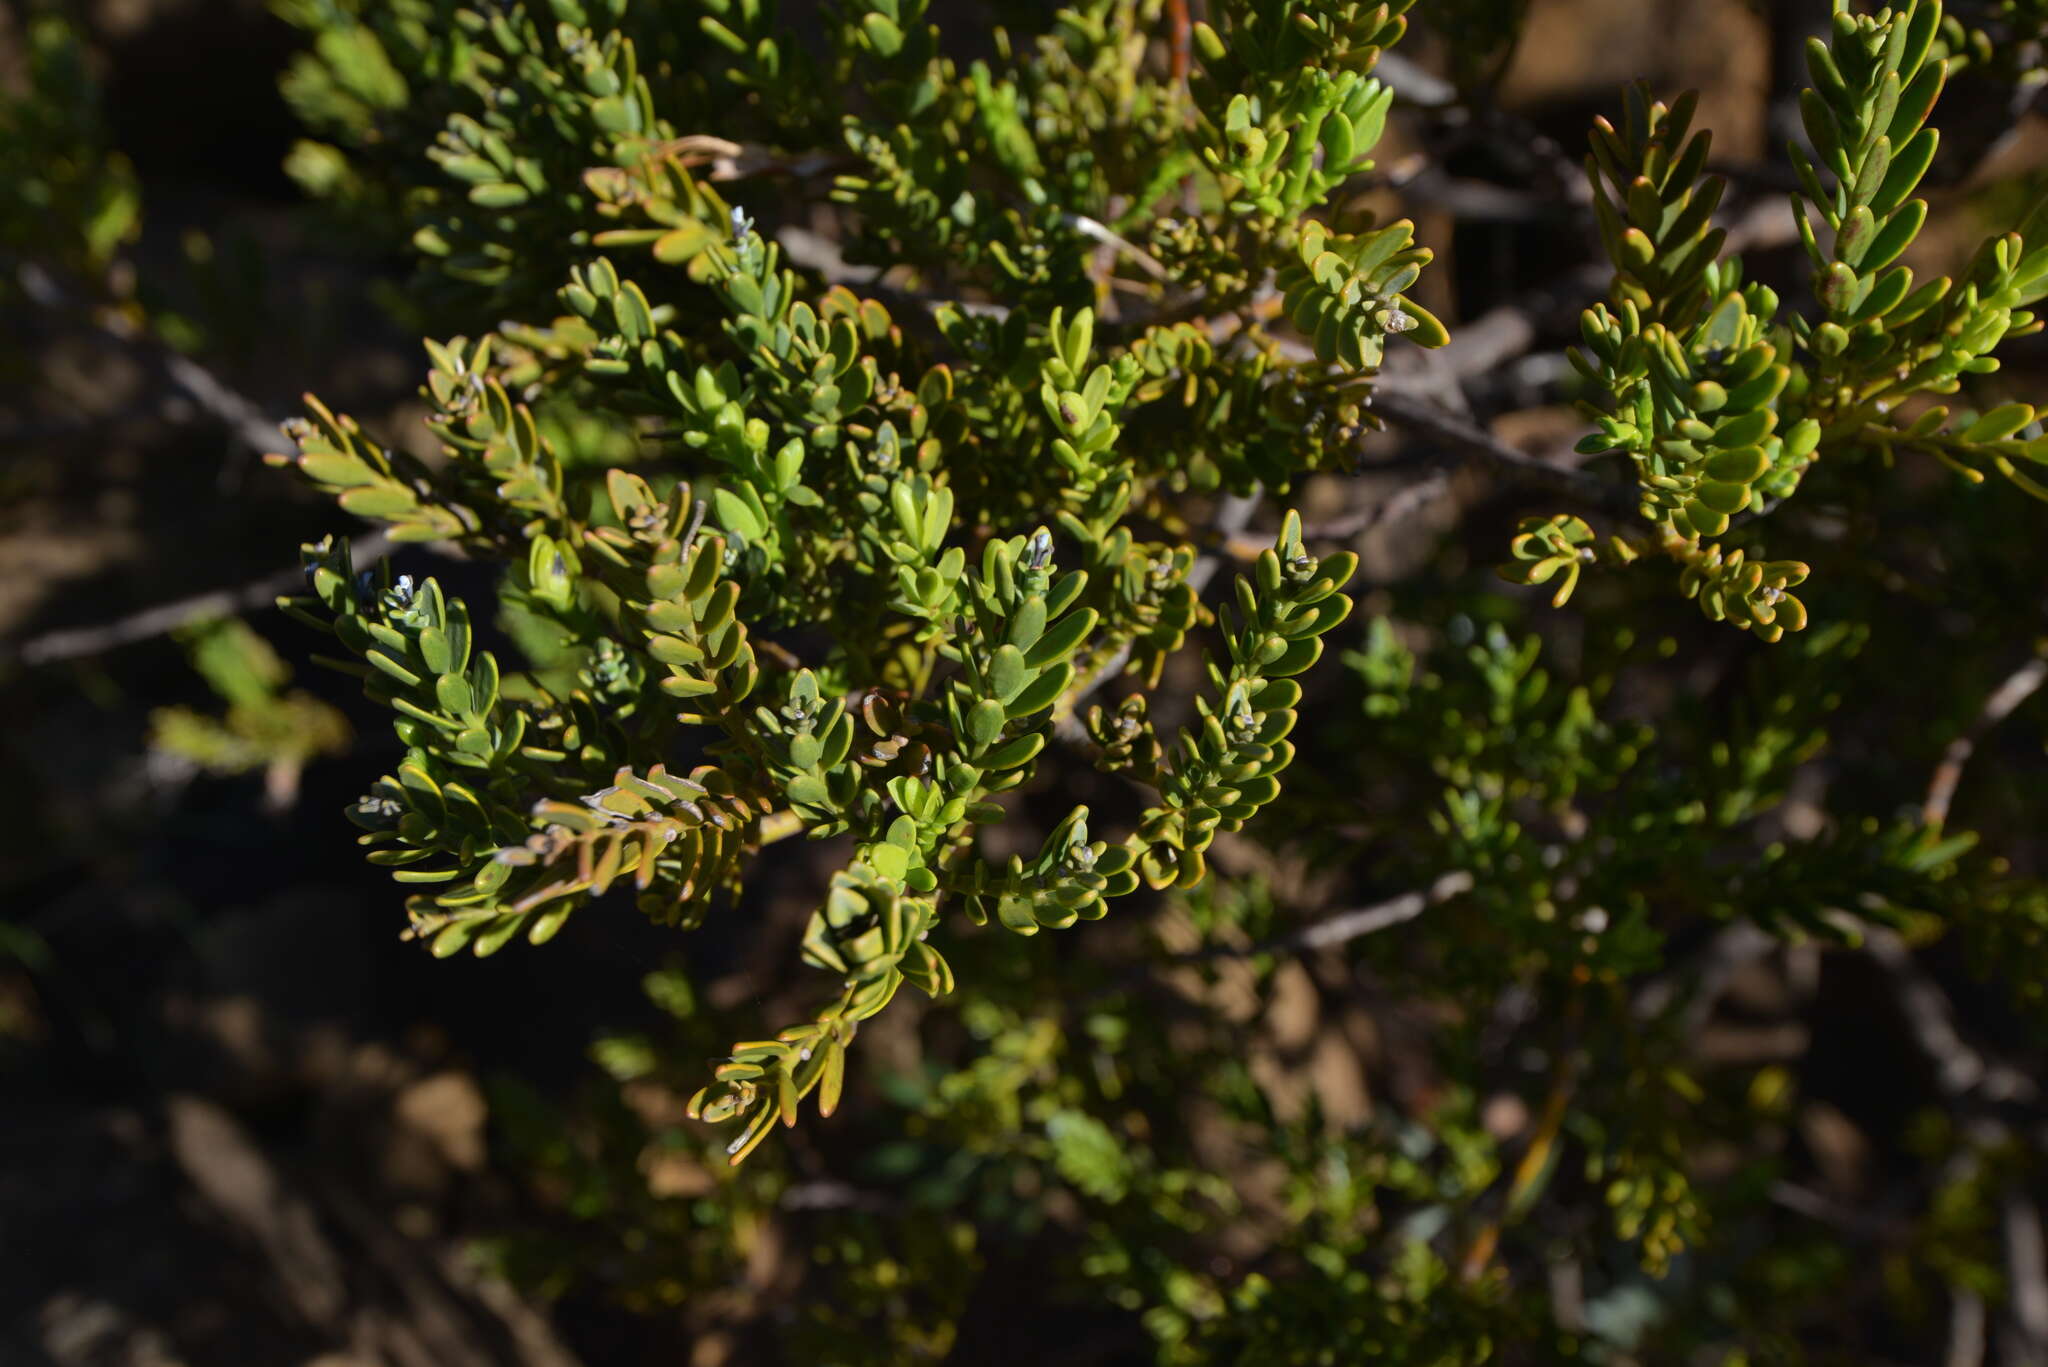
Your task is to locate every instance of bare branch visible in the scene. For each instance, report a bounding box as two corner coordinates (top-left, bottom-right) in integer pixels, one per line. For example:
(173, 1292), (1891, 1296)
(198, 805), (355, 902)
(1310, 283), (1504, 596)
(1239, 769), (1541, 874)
(1062, 212), (1172, 281)
(1253, 322), (1640, 518)
(779, 1180), (894, 1213)
(1860, 923), (2038, 1105)
(1948, 1287), (1988, 1367)
(1427, 263), (1609, 383)
(1769, 1180), (1908, 1240)
(1086, 871), (1474, 1013)
(1374, 51), (1457, 108)
(1369, 386), (1644, 520)
(1168, 870), (1475, 965)
(16, 261), (287, 456)
(1390, 167), (1550, 223)
(2006, 1193), (2048, 1367)
(1923, 647), (2048, 828)
(12, 530), (397, 668)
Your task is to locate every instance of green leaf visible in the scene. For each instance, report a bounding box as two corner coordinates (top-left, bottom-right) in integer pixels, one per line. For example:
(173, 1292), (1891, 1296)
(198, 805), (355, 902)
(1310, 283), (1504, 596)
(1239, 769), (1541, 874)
(966, 698), (1006, 748)
(338, 485), (420, 519)
(1004, 662), (1071, 719)
(862, 11), (904, 57)
(981, 732), (1045, 770)
(713, 487), (766, 541)
(989, 645), (1027, 702)
(1704, 446), (1770, 483)
(1860, 198), (1926, 273)
(1964, 404), (2036, 443)
(1024, 608), (1096, 670)
(1875, 128), (1933, 216)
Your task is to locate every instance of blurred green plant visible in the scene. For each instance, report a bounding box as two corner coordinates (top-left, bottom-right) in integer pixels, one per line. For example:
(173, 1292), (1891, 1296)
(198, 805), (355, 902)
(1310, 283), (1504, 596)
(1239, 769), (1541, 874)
(149, 618), (353, 806)
(0, 8), (140, 293)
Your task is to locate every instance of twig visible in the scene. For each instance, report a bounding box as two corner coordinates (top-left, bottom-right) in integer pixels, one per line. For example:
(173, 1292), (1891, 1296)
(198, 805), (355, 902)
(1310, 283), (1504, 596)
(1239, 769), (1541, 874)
(1355, 468), (1454, 540)
(2007, 1193), (2048, 1367)
(1259, 485), (1447, 552)
(1165, 0), (1191, 88)
(1388, 166), (1551, 223)
(1922, 646), (2048, 828)
(1631, 920), (1780, 1025)
(1254, 322), (1638, 517)
(157, 349), (288, 457)
(1368, 386), (1643, 520)
(1412, 93), (1594, 243)
(1860, 923), (2038, 1105)
(15, 260), (286, 457)
(775, 225), (1010, 327)
(779, 1179), (894, 1213)
(1949, 1288), (1988, 1367)
(1375, 52), (1458, 109)
(1769, 1180), (1907, 1240)
(1853, 916), (2048, 1367)
(12, 530), (398, 668)
(1547, 1257), (1587, 1336)
(1460, 990), (1587, 1282)
(651, 134), (847, 184)
(1167, 870), (1474, 965)
(1427, 263), (1609, 383)
(1087, 871), (1473, 1012)
(1063, 212), (1172, 281)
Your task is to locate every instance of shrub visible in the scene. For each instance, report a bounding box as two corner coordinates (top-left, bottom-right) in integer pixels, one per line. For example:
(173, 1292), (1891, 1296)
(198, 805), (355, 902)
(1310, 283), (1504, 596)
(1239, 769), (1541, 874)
(19, 0), (2048, 1359)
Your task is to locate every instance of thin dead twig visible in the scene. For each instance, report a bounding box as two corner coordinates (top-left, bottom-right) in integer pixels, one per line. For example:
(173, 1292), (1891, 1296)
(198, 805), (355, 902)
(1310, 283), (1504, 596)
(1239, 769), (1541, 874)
(1949, 1287), (1988, 1367)
(1389, 167), (1551, 223)
(1769, 1180), (1909, 1240)
(1063, 212), (1172, 281)
(1368, 385), (1642, 520)
(1374, 52), (1457, 109)
(16, 261), (286, 457)
(1922, 646), (2048, 828)
(1167, 870), (1475, 966)
(2005, 1192), (2048, 1367)
(1087, 871), (1473, 1012)
(13, 530), (398, 667)
(1255, 324), (1638, 517)
(1859, 922), (2038, 1105)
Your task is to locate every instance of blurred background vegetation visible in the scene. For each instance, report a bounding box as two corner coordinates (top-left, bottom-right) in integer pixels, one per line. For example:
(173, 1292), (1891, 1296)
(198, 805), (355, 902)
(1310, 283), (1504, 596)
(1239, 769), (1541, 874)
(8, 1), (2048, 1364)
